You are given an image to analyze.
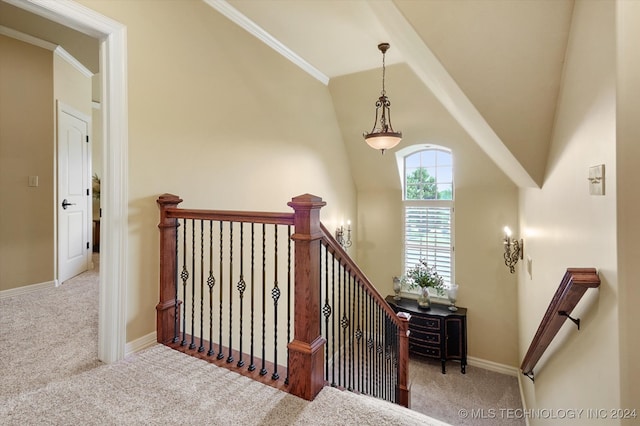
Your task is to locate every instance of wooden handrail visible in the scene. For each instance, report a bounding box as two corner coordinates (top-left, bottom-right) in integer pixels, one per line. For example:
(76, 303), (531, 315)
(319, 223), (403, 323)
(520, 268), (600, 380)
(156, 193), (410, 406)
(164, 207), (295, 226)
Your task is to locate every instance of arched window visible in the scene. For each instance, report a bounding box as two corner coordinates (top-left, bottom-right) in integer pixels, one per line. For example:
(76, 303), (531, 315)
(403, 147), (454, 289)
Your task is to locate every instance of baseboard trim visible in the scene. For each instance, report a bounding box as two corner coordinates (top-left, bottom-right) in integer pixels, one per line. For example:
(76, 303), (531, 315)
(517, 373), (531, 426)
(125, 332), (158, 356)
(467, 356), (519, 377)
(0, 280), (56, 299)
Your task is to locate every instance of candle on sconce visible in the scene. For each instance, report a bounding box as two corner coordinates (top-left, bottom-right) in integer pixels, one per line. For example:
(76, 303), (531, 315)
(502, 225), (523, 273)
(336, 219), (353, 249)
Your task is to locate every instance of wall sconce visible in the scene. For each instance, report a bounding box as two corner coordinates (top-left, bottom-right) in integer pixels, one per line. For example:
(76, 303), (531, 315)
(336, 221), (352, 249)
(503, 226), (523, 274)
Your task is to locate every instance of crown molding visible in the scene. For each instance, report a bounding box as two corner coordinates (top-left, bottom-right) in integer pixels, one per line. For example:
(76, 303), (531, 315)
(54, 45), (93, 78)
(203, 0), (329, 86)
(0, 25), (57, 51)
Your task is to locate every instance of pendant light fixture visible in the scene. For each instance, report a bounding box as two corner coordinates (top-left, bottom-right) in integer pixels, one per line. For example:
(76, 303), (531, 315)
(363, 43), (402, 154)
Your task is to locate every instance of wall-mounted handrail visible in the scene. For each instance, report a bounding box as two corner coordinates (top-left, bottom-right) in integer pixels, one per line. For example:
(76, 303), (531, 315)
(520, 268), (600, 380)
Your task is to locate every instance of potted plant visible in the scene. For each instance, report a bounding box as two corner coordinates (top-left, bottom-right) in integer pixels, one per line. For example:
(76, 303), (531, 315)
(403, 259), (445, 309)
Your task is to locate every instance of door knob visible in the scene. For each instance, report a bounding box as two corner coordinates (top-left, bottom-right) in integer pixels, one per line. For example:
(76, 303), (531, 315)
(62, 199), (76, 209)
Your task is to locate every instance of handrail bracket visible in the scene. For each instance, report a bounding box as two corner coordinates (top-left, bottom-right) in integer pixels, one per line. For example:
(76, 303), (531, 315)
(558, 310), (580, 330)
(523, 371), (535, 382)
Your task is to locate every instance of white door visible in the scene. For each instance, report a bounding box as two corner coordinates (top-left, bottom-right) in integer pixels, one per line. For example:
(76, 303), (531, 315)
(57, 104), (91, 284)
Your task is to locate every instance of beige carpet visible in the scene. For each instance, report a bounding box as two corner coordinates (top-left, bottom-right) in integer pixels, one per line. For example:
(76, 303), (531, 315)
(409, 357), (525, 426)
(0, 267), (101, 398)
(0, 265), (446, 426)
(0, 344), (449, 425)
(1, 262), (523, 425)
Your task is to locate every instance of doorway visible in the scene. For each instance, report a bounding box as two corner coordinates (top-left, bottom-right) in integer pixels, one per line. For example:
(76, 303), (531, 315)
(8, 0), (128, 363)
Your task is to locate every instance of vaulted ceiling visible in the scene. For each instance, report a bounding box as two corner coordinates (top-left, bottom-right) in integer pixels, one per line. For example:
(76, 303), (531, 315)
(223, 0), (575, 188)
(1, 0), (574, 189)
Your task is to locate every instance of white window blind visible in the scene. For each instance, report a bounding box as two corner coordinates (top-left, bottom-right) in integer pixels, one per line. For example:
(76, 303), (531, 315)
(404, 205), (453, 286)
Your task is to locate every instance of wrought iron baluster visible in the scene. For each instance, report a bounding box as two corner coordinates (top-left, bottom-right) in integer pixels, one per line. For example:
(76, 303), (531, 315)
(227, 221), (234, 364)
(385, 313), (390, 401)
(368, 291), (373, 396)
(342, 266), (349, 389)
(349, 275), (356, 390)
(337, 260), (343, 387)
(237, 222), (246, 368)
(207, 220), (216, 356)
(380, 306), (385, 398)
(217, 221), (224, 360)
(260, 223), (267, 376)
(189, 219), (196, 350)
(199, 220), (205, 353)
(180, 218), (188, 347)
(356, 282), (365, 392)
(348, 273), (354, 392)
(271, 225), (280, 380)
(330, 251), (336, 387)
(249, 223), (256, 372)
(376, 305), (382, 397)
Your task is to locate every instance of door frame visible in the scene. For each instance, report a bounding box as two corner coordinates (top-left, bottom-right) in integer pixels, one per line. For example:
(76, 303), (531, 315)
(7, 0), (129, 364)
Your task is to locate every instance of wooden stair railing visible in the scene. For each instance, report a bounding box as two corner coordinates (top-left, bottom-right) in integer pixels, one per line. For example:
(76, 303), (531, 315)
(318, 223), (411, 407)
(520, 268), (600, 381)
(157, 193), (410, 407)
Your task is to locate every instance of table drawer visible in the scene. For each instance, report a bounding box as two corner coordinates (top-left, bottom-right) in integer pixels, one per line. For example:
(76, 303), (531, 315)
(410, 341), (441, 358)
(411, 317), (441, 331)
(410, 329), (440, 345)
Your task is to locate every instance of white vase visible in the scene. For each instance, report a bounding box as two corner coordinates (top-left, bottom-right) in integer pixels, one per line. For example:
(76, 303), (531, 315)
(447, 283), (459, 311)
(393, 276), (402, 300)
(417, 287), (431, 309)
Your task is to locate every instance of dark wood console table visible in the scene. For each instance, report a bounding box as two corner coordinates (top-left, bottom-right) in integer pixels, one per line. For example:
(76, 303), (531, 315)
(386, 296), (467, 374)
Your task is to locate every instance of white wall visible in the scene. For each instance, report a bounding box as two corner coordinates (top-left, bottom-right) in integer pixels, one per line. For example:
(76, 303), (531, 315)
(518, 1), (619, 422)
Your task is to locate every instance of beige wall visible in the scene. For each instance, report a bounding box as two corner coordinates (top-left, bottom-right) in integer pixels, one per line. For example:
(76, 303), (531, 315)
(616, 0), (640, 415)
(0, 35), (53, 291)
(518, 1), (620, 422)
(331, 60), (520, 366)
(0, 35), (92, 293)
(357, 182), (519, 367)
(78, 0), (357, 342)
(53, 52), (92, 117)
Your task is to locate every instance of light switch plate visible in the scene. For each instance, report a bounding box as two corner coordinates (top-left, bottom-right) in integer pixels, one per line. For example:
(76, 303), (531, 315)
(28, 176), (39, 187)
(588, 164), (604, 196)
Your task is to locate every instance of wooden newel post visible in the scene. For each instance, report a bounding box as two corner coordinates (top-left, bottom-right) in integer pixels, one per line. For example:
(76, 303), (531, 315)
(396, 312), (411, 408)
(156, 193), (183, 344)
(287, 194), (327, 401)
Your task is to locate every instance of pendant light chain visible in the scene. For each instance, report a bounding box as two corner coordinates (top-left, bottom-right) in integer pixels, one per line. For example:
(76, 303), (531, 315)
(381, 49), (386, 97)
